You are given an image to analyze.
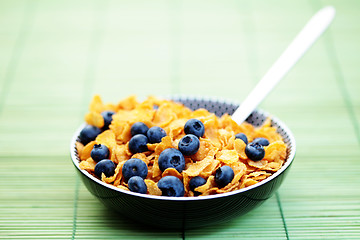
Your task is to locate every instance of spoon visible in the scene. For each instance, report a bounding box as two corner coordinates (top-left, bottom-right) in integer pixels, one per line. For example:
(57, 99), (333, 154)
(231, 6), (336, 125)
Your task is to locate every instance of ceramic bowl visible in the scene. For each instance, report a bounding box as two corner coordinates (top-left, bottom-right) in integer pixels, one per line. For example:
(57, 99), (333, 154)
(70, 96), (296, 230)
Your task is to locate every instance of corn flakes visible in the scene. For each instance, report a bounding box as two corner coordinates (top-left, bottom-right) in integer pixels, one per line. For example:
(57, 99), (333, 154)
(77, 95), (288, 197)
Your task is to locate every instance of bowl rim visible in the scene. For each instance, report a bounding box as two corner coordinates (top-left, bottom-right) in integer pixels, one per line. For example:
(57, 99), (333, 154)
(70, 96), (296, 201)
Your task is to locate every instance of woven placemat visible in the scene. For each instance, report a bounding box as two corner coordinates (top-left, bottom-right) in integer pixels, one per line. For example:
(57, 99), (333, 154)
(0, 0), (359, 239)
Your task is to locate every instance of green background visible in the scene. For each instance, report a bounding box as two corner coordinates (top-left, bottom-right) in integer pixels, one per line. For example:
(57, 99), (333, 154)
(0, 0), (359, 239)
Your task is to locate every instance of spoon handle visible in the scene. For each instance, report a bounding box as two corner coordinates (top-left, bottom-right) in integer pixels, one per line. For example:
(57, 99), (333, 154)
(231, 6), (335, 125)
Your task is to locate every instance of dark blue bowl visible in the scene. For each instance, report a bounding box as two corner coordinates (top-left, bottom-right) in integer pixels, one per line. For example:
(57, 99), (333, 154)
(70, 96), (296, 230)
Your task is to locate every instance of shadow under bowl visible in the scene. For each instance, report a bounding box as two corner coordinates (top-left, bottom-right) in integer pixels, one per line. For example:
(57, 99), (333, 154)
(70, 96), (296, 230)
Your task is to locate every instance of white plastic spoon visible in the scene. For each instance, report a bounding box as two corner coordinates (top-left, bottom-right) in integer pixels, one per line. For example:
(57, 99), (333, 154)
(231, 6), (336, 125)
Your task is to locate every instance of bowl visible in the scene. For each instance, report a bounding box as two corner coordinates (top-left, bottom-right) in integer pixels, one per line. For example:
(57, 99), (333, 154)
(70, 96), (296, 230)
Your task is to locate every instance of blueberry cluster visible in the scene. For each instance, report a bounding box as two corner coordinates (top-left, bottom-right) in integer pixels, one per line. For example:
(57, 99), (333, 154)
(208, 135), (270, 189)
(156, 119), (205, 197)
(235, 132), (270, 161)
(78, 111), (116, 180)
(92, 144), (115, 179)
(89, 143), (115, 180)
(129, 123), (167, 154)
(79, 110), (116, 146)
(122, 158), (148, 194)
(122, 122), (171, 194)
(79, 112), (271, 197)
(242, 136), (269, 161)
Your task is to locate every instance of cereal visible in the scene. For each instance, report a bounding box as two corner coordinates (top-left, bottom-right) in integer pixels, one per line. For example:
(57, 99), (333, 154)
(216, 149), (239, 164)
(101, 162), (123, 184)
(183, 158), (213, 177)
(89, 95), (105, 113)
(85, 112), (104, 128)
(145, 179), (162, 196)
(264, 141), (287, 161)
(95, 130), (117, 152)
(162, 168), (183, 180)
(80, 141), (96, 160)
(234, 138), (248, 159)
(77, 95), (288, 197)
(79, 158), (96, 172)
(194, 175), (216, 194)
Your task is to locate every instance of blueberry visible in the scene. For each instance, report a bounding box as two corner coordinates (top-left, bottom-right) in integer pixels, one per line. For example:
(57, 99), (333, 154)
(158, 148), (185, 173)
(235, 133), (248, 144)
(122, 158), (148, 182)
(131, 122), (149, 136)
(215, 166), (234, 188)
(91, 144), (110, 162)
(128, 134), (148, 154)
(94, 159), (116, 179)
(101, 111), (115, 130)
(189, 176), (207, 196)
(157, 176), (185, 197)
(252, 137), (270, 146)
(178, 134), (200, 156)
(128, 176), (147, 194)
(147, 126), (167, 143)
(245, 142), (265, 161)
(79, 125), (102, 145)
(184, 119), (205, 138)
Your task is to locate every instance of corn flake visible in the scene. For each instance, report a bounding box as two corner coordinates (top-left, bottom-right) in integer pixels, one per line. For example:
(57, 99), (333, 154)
(95, 130), (117, 152)
(264, 141), (287, 161)
(80, 141), (96, 161)
(183, 158), (212, 177)
(162, 168), (183, 180)
(195, 176), (216, 194)
(79, 158), (97, 171)
(89, 95), (104, 113)
(145, 179), (162, 196)
(85, 112), (104, 128)
(216, 149), (239, 164)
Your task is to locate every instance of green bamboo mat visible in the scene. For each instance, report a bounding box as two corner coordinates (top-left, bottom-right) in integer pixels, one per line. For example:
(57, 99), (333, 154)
(1, 0), (360, 239)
